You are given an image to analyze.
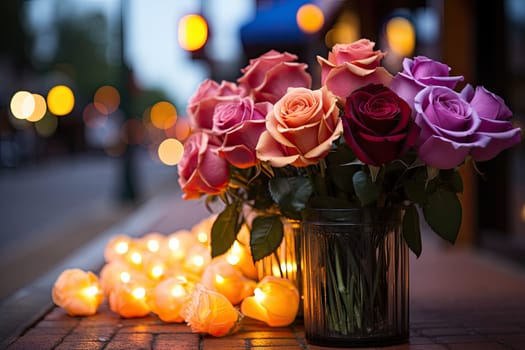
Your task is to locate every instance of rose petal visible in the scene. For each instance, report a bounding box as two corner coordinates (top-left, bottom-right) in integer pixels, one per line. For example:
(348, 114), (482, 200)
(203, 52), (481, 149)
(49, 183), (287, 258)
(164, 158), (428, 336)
(471, 119), (522, 161)
(256, 131), (300, 167)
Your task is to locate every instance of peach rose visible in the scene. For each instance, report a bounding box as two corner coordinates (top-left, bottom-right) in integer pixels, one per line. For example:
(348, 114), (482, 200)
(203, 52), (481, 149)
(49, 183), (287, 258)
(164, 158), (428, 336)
(240, 276), (299, 327)
(238, 50), (311, 103)
(318, 39), (393, 100)
(182, 284), (242, 337)
(52, 269), (104, 316)
(188, 79), (245, 130)
(177, 132), (230, 199)
(256, 87), (343, 167)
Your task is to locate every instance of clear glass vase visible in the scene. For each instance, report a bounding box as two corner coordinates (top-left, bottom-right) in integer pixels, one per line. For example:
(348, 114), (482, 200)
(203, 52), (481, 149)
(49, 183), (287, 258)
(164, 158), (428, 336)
(301, 208), (409, 347)
(256, 218), (302, 314)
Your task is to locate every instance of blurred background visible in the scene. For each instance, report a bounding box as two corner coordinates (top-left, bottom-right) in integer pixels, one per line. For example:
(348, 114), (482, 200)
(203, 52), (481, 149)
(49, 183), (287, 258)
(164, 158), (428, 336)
(0, 0), (524, 300)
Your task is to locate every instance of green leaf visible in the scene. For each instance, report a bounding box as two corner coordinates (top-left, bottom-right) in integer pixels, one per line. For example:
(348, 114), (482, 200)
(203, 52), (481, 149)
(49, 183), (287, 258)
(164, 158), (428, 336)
(403, 205), (422, 257)
(250, 215), (284, 262)
(326, 144), (359, 193)
(269, 176), (313, 219)
(423, 190), (462, 244)
(210, 203), (241, 258)
(352, 170), (380, 206)
(440, 169), (463, 193)
(403, 171), (427, 204)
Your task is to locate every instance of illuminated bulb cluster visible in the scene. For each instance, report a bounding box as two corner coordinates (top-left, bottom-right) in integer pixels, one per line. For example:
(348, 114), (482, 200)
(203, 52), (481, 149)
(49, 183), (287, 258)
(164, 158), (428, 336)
(53, 214), (299, 336)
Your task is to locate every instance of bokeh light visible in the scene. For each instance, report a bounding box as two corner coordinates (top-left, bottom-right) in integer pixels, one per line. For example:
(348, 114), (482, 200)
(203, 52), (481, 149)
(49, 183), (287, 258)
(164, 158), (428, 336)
(158, 138), (184, 166)
(10, 91), (35, 120)
(296, 4), (324, 34)
(47, 85), (75, 116)
(324, 12), (360, 48)
(35, 114), (58, 137)
(150, 101), (177, 130)
(83, 103), (108, 128)
(94, 85), (120, 115)
(27, 94), (47, 122)
(178, 14), (208, 51)
(385, 16), (416, 57)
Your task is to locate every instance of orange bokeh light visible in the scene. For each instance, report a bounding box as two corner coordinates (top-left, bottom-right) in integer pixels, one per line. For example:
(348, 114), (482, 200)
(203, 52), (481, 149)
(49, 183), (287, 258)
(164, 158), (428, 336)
(94, 85), (120, 115)
(296, 4), (324, 34)
(150, 101), (177, 130)
(178, 14), (208, 51)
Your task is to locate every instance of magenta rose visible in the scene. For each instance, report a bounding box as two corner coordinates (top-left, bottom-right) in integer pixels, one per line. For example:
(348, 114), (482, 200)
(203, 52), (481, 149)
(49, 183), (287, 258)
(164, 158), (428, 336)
(177, 132), (230, 199)
(187, 79), (246, 130)
(413, 86), (490, 169)
(256, 87), (342, 167)
(461, 84), (521, 161)
(343, 84), (418, 166)
(390, 56), (464, 108)
(211, 97), (271, 168)
(237, 50), (311, 104)
(317, 39), (393, 100)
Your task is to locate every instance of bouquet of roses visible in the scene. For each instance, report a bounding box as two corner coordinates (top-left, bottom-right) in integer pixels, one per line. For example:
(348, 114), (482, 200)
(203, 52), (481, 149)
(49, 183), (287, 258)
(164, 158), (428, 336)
(177, 39), (521, 261)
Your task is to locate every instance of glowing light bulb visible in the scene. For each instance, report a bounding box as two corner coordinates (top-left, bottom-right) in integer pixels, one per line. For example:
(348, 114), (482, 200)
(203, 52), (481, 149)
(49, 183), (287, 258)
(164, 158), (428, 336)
(254, 288), (265, 303)
(197, 232), (208, 244)
(132, 287), (146, 299)
(192, 254), (205, 267)
(215, 274), (225, 284)
(115, 241), (129, 255)
(151, 265), (164, 279)
(169, 237), (180, 251)
(120, 272), (131, 284)
(147, 239), (160, 253)
(226, 254), (240, 265)
(83, 285), (99, 298)
(130, 252), (142, 265)
(171, 285), (187, 298)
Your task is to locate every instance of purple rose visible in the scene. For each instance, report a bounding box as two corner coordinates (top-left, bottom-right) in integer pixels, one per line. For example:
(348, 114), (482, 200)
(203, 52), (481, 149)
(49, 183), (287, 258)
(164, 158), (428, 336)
(413, 86), (489, 169)
(391, 56), (464, 108)
(211, 97), (271, 168)
(461, 84), (521, 161)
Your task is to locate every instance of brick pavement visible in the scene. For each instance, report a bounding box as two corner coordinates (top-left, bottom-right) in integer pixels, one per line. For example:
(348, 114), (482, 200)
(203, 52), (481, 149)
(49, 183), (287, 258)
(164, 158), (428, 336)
(2, 193), (525, 350)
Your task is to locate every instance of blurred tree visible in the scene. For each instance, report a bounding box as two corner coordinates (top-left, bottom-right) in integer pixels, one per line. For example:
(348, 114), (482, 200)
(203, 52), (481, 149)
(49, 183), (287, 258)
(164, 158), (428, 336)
(43, 9), (119, 98)
(0, 2), (34, 72)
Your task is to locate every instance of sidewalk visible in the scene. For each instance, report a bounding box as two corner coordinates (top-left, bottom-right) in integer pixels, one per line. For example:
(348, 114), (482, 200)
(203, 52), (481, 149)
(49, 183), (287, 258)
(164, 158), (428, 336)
(1, 192), (525, 350)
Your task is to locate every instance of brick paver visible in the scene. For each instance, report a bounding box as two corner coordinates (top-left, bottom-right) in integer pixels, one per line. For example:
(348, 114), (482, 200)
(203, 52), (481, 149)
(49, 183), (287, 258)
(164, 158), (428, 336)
(2, 195), (525, 349)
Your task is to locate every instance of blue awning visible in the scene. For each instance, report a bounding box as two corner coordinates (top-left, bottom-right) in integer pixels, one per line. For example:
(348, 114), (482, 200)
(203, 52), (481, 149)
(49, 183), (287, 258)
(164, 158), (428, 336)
(240, 0), (313, 45)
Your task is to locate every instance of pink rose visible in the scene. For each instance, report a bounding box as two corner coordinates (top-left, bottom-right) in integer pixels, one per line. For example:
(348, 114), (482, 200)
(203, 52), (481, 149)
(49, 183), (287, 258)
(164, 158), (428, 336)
(187, 79), (245, 130)
(317, 39), (393, 100)
(237, 50), (312, 104)
(256, 87), (343, 167)
(461, 84), (522, 161)
(212, 97), (271, 168)
(178, 132), (230, 199)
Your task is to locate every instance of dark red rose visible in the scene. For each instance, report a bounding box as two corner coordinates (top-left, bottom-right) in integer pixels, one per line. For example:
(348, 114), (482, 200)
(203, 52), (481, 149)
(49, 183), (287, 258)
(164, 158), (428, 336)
(343, 84), (419, 165)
